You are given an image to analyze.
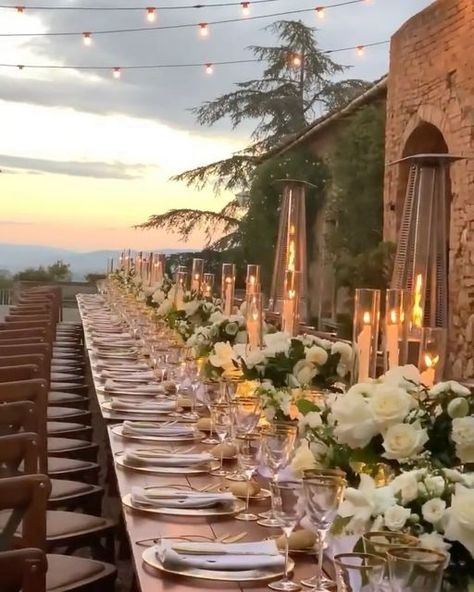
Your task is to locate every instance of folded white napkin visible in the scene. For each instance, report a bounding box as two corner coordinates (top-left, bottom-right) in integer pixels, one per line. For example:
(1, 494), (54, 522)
(111, 398), (175, 412)
(102, 370), (154, 381)
(105, 379), (163, 395)
(96, 361), (150, 371)
(122, 421), (194, 437)
(93, 339), (135, 348)
(156, 540), (285, 571)
(131, 486), (235, 509)
(124, 449), (212, 467)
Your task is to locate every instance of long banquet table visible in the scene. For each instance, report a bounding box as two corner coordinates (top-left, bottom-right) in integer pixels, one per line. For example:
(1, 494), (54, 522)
(77, 295), (329, 592)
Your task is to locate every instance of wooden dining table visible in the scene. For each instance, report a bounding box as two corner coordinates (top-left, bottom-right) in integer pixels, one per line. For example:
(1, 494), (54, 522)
(77, 295), (332, 592)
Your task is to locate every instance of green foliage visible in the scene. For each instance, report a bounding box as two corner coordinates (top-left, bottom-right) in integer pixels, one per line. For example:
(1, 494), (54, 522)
(14, 259), (72, 282)
(0, 270), (13, 289)
(326, 104), (392, 290)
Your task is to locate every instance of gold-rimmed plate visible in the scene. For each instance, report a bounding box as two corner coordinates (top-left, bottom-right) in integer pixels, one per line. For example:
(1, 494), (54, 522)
(101, 401), (176, 414)
(142, 541), (294, 582)
(115, 451), (219, 474)
(110, 424), (204, 442)
(122, 492), (245, 517)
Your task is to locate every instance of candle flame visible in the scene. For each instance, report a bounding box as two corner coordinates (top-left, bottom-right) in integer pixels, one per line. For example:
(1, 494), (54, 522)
(363, 311), (371, 324)
(424, 353), (440, 368)
(412, 274), (423, 328)
(389, 309), (397, 324)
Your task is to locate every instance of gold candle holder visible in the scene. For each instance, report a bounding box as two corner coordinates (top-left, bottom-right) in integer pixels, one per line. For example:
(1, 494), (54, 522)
(418, 327), (447, 386)
(221, 263), (235, 316)
(203, 273), (215, 299)
(353, 289), (380, 382)
(191, 258), (204, 294)
(246, 292), (263, 350)
(246, 264), (260, 298)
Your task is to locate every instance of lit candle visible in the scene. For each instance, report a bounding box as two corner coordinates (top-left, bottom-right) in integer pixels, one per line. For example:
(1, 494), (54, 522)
(191, 258), (204, 294)
(203, 273), (215, 299)
(420, 353), (439, 387)
(246, 293), (262, 350)
(246, 264), (260, 297)
(221, 264), (235, 316)
(386, 309), (400, 369)
(357, 311), (372, 382)
(174, 272), (187, 309)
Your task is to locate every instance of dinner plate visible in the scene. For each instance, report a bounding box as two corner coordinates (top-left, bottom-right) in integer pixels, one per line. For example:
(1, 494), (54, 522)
(122, 493), (245, 516)
(101, 401), (176, 414)
(115, 451), (219, 474)
(111, 424), (204, 442)
(142, 542), (294, 582)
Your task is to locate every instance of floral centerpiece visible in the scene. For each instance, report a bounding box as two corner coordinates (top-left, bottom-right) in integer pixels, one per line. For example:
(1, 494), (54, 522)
(291, 365), (474, 591)
(186, 312), (247, 358)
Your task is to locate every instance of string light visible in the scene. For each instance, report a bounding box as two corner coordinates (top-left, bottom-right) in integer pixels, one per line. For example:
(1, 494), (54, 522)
(199, 22), (209, 36)
(315, 6), (325, 19)
(241, 2), (250, 16)
(82, 32), (92, 46)
(356, 44), (365, 56)
(146, 7), (156, 22)
(205, 63), (213, 74)
(113, 66), (121, 78)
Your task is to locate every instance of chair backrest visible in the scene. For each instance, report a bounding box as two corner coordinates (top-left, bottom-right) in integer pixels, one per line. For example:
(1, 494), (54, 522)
(0, 322), (54, 343)
(0, 365), (40, 383)
(0, 474), (50, 551)
(0, 355), (49, 388)
(0, 401), (37, 437)
(0, 380), (48, 474)
(0, 433), (39, 478)
(0, 344), (52, 371)
(0, 329), (47, 343)
(5, 315), (53, 324)
(0, 548), (47, 592)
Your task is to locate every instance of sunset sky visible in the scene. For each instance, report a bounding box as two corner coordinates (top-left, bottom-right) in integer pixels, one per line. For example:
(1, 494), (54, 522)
(0, 0), (432, 252)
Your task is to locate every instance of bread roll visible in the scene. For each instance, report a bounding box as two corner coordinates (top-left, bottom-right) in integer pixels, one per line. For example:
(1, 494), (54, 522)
(196, 417), (213, 431)
(177, 396), (192, 408)
(228, 479), (261, 497)
(276, 529), (317, 551)
(211, 442), (237, 459)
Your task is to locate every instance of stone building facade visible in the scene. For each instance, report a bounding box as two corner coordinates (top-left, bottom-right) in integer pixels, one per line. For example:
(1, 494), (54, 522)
(384, 0), (474, 379)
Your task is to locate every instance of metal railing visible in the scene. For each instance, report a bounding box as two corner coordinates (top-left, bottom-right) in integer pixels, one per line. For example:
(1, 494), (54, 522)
(0, 289), (13, 305)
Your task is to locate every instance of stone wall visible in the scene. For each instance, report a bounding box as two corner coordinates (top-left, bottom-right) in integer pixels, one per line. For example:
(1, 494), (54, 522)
(384, 0), (474, 379)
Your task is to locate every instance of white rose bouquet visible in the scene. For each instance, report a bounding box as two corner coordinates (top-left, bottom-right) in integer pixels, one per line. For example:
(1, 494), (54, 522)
(187, 313), (248, 358)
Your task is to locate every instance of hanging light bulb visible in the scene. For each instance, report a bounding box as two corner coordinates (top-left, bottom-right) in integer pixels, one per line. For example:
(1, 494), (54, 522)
(241, 2), (250, 16)
(83, 32), (92, 46)
(205, 63), (213, 75)
(199, 23), (209, 37)
(16, 6), (25, 13)
(113, 67), (121, 79)
(356, 45), (365, 56)
(146, 7), (156, 22)
(292, 53), (302, 67)
(315, 6), (325, 19)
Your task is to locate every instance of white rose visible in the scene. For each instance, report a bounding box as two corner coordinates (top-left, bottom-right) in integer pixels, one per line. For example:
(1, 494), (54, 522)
(382, 421), (429, 462)
(444, 484), (474, 556)
(156, 299), (172, 316)
(331, 341), (353, 364)
(368, 384), (414, 428)
(447, 397), (470, 419)
(292, 360), (317, 386)
(225, 321), (239, 337)
(332, 393), (378, 449)
(299, 411), (323, 431)
(419, 532), (451, 555)
(346, 382), (378, 398)
(372, 486), (397, 515)
(384, 505), (411, 531)
(452, 417), (474, 464)
(421, 498), (446, 524)
(383, 365), (420, 392)
(391, 471), (422, 504)
(152, 289), (166, 304)
(209, 342), (236, 371)
(235, 330), (247, 344)
(291, 441), (318, 475)
(442, 468), (466, 484)
(209, 311), (226, 324)
(424, 476), (446, 497)
(183, 300), (200, 316)
(305, 345), (328, 366)
(263, 332), (291, 355)
(429, 380), (471, 398)
(245, 349), (266, 369)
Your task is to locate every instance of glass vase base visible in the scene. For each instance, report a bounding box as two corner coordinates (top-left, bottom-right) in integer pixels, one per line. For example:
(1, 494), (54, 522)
(201, 436), (219, 445)
(234, 512), (258, 521)
(268, 578), (301, 591)
(225, 473), (246, 482)
(257, 517), (282, 528)
(300, 575), (334, 589)
(210, 468), (231, 477)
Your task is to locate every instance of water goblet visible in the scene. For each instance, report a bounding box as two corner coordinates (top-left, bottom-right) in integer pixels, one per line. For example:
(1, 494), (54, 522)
(200, 381), (223, 444)
(301, 473), (346, 590)
(387, 547), (447, 592)
(234, 433), (261, 522)
(268, 481), (304, 591)
(334, 553), (386, 592)
(210, 403), (233, 477)
(258, 424), (298, 527)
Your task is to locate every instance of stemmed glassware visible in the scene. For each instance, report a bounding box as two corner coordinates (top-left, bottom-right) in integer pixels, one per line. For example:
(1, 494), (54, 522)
(184, 359), (200, 420)
(234, 433), (261, 522)
(301, 472), (346, 590)
(268, 481), (304, 591)
(334, 553), (386, 592)
(258, 424), (298, 527)
(209, 402), (234, 477)
(386, 547), (447, 592)
(199, 381), (222, 444)
(226, 395), (263, 482)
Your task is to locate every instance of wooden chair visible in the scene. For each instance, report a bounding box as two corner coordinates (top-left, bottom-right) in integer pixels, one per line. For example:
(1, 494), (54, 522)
(0, 548), (47, 592)
(0, 433), (115, 561)
(0, 475), (116, 592)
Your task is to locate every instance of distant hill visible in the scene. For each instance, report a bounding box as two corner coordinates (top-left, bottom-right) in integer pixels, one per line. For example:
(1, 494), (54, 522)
(0, 243), (187, 280)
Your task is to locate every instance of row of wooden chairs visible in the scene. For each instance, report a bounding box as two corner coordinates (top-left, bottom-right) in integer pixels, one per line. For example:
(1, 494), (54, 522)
(0, 286), (117, 591)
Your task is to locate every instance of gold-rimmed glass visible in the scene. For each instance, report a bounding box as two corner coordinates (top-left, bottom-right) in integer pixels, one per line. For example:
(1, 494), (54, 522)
(334, 552), (386, 592)
(363, 531), (419, 586)
(387, 547), (447, 592)
(234, 433), (261, 522)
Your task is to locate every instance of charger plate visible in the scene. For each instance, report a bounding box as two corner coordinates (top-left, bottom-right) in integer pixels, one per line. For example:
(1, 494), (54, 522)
(122, 492), (245, 516)
(115, 451), (219, 474)
(142, 542), (294, 582)
(111, 424), (204, 442)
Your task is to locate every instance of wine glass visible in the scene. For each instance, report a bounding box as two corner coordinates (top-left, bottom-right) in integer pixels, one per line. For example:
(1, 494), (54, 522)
(334, 553), (386, 592)
(268, 481), (304, 591)
(234, 433), (261, 522)
(258, 424), (298, 527)
(387, 547), (447, 592)
(199, 381), (222, 444)
(301, 473), (346, 590)
(185, 359), (200, 420)
(210, 403), (233, 476)
(226, 396), (262, 482)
